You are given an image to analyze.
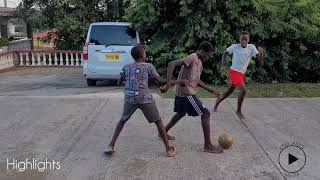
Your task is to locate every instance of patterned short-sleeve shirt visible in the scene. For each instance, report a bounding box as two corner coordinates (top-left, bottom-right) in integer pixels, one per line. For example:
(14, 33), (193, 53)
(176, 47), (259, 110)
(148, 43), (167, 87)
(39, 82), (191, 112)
(121, 62), (160, 104)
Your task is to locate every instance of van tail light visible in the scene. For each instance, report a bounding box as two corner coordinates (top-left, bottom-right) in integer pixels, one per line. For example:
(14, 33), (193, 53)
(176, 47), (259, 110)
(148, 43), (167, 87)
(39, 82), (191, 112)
(83, 43), (88, 60)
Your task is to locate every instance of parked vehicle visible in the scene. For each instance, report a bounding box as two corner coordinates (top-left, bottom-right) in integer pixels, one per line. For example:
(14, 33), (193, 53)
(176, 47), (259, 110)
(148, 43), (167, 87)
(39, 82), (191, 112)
(83, 22), (140, 86)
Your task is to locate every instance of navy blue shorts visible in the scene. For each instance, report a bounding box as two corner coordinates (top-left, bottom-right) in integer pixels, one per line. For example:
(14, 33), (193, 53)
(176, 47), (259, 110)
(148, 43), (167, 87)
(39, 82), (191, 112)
(174, 95), (208, 116)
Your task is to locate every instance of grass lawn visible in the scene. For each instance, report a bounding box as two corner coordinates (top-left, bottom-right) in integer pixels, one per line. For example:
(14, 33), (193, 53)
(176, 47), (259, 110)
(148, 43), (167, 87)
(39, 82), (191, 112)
(159, 83), (320, 98)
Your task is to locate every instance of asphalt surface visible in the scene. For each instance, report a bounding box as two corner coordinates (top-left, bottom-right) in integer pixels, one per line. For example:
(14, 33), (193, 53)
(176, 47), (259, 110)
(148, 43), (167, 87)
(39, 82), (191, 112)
(0, 67), (319, 180)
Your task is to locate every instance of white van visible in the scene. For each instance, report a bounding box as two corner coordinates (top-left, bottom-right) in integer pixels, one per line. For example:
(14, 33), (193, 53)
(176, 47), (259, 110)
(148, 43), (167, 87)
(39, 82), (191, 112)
(83, 22), (140, 86)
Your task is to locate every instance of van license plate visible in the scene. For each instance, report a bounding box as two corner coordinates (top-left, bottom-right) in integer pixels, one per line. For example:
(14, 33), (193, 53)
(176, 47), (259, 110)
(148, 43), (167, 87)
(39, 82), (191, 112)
(106, 54), (120, 61)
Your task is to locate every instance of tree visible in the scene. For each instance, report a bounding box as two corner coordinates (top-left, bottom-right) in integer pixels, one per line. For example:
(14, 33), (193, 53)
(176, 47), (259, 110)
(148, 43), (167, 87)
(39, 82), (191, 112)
(126, 0), (270, 84)
(16, 0), (36, 49)
(126, 0), (320, 83)
(17, 0), (319, 82)
(261, 0), (320, 82)
(18, 0), (132, 50)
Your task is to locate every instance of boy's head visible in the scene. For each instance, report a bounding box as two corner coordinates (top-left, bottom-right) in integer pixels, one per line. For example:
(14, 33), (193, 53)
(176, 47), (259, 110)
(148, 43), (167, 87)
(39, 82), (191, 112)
(197, 41), (214, 61)
(131, 45), (146, 62)
(240, 31), (250, 48)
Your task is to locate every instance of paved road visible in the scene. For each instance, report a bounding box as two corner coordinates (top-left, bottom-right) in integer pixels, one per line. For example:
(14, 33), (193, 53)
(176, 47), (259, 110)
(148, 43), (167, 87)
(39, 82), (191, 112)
(0, 67), (319, 180)
(0, 67), (123, 97)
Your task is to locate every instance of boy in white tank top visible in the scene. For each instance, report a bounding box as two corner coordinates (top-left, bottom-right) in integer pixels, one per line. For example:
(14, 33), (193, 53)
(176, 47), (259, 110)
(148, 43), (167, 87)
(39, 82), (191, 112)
(214, 31), (264, 119)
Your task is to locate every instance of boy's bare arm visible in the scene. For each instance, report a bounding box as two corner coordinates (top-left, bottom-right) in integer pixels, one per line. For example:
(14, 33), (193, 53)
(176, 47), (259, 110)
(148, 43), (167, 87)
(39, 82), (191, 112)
(153, 76), (167, 87)
(117, 76), (125, 86)
(198, 80), (220, 97)
(221, 51), (229, 71)
(166, 59), (186, 84)
(159, 59), (186, 93)
(154, 76), (184, 88)
(257, 47), (264, 65)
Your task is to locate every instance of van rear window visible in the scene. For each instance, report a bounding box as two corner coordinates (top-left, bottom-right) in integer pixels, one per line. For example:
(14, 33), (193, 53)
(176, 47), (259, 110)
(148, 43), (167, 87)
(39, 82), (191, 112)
(89, 25), (137, 46)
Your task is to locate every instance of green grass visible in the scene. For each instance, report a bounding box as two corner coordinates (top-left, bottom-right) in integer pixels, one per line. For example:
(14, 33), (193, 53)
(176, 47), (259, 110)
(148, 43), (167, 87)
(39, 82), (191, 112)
(159, 83), (320, 98)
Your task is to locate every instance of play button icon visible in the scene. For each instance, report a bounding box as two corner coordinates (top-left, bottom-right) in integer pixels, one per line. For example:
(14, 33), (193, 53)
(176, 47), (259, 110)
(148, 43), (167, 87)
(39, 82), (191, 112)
(288, 154), (298, 165)
(288, 153), (298, 165)
(278, 145), (306, 173)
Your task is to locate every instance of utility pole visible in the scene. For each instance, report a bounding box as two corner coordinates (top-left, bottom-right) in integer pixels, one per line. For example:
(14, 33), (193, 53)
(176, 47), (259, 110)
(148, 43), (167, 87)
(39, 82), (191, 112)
(4, 0), (7, 7)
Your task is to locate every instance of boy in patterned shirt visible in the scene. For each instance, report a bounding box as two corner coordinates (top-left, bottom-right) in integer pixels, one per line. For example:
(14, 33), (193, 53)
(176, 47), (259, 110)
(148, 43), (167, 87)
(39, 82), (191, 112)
(105, 45), (179, 157)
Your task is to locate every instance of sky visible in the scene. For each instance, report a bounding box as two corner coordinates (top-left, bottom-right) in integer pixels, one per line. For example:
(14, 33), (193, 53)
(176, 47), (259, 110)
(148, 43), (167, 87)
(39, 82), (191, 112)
(0, 0), (21, 8)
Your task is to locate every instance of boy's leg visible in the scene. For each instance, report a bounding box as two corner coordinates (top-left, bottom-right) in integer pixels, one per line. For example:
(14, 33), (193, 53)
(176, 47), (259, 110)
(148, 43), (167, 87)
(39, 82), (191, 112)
(188, 95), (223, 153)
(162, 96), (186, 140)
(214, 86), (235, 112)
(236, 85), (246, 119)
(155, 120), (176, 156)
(164, 113), (185, 137)
(106, 103), (138, 153)
(140, 101), (176, 156)
(215, 68), (243, 112)
(107, 120), (126, 151)
(201, 109), (223, 153)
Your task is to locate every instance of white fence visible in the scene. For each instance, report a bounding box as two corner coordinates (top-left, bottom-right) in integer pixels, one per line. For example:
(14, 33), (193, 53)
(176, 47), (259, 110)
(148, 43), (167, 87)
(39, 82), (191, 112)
(0, 52), (14, 71)
(0, 50), (83, 71)
(18, 50), (83, 66)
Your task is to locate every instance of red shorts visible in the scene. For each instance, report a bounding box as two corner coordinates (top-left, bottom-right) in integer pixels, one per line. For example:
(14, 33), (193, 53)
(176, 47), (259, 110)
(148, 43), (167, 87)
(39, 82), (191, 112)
(229, 69), (245, 87)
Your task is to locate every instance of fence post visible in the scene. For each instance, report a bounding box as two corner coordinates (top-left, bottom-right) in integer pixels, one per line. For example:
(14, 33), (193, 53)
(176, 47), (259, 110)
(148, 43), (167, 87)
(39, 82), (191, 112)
(31, 53), (36, 66)
(53, 53), (57, 65)
(75, 53), (79, 66)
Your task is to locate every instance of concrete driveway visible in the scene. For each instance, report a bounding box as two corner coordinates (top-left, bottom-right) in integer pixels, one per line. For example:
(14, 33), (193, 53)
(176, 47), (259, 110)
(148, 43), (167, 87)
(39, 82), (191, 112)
(0, 67), (319, 180)
(0, 67), (123, 97)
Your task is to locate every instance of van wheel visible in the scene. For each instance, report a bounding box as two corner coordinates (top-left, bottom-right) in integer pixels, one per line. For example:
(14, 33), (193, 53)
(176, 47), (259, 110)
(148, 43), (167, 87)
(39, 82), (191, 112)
(87, 79), (97, 86)
(111, 80), (118, 86)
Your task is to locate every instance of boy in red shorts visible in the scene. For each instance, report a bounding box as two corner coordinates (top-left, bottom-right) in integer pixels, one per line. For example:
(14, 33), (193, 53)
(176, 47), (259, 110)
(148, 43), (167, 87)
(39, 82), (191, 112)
(214, 31), (264, 119)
